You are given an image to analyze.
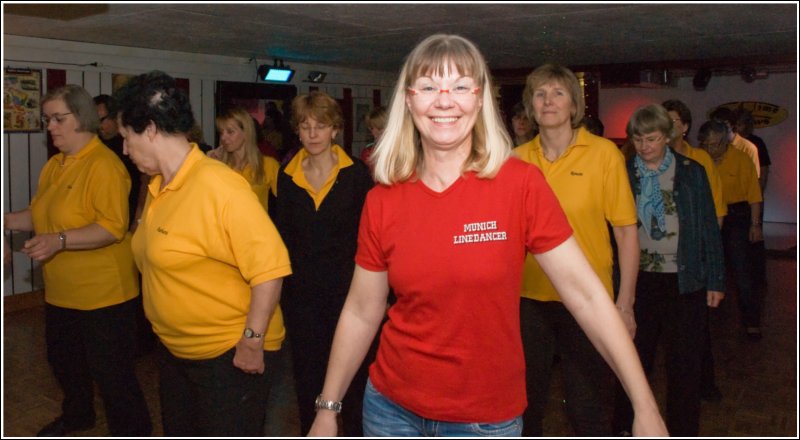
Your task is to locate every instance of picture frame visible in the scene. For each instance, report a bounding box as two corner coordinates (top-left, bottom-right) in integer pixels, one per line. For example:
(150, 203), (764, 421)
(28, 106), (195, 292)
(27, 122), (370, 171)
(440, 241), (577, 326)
(3, 67), (42, 132)
(352, 98), (373, 143)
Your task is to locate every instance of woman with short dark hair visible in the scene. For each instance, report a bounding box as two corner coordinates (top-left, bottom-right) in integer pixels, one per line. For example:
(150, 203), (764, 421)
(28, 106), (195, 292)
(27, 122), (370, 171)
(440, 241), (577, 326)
(114, 70), (292, 436)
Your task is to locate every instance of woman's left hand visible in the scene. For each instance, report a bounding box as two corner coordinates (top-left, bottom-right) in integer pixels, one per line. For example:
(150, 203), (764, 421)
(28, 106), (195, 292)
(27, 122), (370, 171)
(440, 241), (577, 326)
(233, 337), (266, 374)
(21, 233), (61, 261)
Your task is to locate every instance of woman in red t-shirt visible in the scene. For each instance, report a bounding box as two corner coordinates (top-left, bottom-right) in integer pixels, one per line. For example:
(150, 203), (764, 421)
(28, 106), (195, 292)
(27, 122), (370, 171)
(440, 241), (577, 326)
(308, 34), (668, 438)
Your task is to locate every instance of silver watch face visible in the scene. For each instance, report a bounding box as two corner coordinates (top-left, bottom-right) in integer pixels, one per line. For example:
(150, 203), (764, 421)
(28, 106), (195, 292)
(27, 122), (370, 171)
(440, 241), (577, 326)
(244, 328), (259, 338)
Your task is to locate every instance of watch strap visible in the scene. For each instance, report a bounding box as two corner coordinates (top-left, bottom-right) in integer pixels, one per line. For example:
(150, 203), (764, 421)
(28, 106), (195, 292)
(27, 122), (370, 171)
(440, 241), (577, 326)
(58, 231), (67, 250)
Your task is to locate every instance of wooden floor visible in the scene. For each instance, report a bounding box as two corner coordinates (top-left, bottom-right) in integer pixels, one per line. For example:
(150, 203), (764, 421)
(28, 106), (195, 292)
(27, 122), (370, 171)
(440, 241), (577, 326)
(3, 254), (797, 437)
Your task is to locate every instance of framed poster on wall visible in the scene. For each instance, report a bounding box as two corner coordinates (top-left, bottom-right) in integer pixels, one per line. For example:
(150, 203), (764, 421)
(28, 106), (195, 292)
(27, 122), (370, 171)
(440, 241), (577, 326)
(353, 98), (372, 143)
(3, 67), (42, 132)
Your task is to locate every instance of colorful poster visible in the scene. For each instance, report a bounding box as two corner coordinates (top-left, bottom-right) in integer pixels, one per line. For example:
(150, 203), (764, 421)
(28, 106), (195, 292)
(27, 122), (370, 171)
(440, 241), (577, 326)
(4, 67), (42, 132)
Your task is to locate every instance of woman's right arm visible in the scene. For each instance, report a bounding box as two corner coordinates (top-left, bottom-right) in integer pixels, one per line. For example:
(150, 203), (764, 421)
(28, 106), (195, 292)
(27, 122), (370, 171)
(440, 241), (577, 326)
(308, 265), (389, 437)
(4, 209), (34, 232)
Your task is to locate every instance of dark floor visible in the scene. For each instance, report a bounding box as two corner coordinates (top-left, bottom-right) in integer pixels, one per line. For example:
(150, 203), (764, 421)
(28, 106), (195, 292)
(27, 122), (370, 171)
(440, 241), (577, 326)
(3, 253), (797, 437)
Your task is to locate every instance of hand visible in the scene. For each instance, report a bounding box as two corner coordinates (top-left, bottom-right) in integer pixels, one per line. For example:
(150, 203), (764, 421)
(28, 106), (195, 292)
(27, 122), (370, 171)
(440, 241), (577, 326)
(707, 290), (725, 308)
(749, 224), (763, 243)
(21, 233), (61, 262)
(307, 410), (339, 437)
(616, 304), (637, 339)
(207, 146), (224, 160)
(232, 337), (265, 374)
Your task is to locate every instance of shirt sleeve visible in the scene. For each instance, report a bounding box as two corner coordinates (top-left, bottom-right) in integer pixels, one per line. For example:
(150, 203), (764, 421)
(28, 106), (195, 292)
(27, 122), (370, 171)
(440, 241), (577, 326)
(87, 156), (131, 239)
(355, 188), (388, 271)
(223, 175), (292, 286)
(523, 165), (573, 254)
(603, 147), (638, 227)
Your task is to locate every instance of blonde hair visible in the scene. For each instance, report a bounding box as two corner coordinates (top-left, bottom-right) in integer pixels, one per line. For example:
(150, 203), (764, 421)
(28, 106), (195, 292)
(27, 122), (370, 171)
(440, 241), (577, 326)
(215, 108), (265, 184)
(371, 34), (511, 185)
(522, 63), (584, 129)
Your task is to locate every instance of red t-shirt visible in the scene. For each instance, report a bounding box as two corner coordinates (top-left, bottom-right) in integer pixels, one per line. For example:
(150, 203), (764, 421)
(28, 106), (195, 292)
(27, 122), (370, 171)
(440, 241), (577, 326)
(357, 157), (572, 423)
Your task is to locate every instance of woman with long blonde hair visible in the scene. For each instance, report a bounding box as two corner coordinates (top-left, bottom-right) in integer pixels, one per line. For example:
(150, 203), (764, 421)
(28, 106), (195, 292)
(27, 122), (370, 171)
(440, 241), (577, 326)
(309, 34), (667, 437)
(211, 108), (280, 212)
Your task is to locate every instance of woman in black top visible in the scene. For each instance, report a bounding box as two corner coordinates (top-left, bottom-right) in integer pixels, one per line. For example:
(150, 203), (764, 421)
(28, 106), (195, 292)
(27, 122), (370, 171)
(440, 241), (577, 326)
(275, 91), (374, 436)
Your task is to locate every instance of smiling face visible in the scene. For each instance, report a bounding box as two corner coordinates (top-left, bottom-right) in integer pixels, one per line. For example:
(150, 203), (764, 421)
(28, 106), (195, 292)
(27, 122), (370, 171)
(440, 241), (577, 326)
(42, 99), (82, 154)
(405, 64), (482, 154)
(530, 81), (575, 130)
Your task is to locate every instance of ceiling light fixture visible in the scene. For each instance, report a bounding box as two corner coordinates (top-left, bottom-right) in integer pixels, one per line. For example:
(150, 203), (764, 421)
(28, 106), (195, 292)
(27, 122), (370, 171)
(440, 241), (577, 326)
(307, 71), (327, 83)
(257, 59), (295, 83)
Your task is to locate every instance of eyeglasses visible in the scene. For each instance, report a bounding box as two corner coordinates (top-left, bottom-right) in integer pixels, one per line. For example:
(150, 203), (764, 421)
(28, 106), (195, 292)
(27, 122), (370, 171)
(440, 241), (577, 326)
(406, 85), (480, 99)
(631, 134), (666, 147)
(699, 138), (727, 150)
(41, 113), (73, 125)
(299, 123), (331, 132)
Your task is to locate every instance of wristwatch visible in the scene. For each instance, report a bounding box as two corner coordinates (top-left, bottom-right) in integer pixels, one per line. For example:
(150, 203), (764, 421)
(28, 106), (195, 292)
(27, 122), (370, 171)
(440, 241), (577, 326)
(315, 395), (342, 413)
(243, 327), (263, 339)
(58, 232), (67, 250)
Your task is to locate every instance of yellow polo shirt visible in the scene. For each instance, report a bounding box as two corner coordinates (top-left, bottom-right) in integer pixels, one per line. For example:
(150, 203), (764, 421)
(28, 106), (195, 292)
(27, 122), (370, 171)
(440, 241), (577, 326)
(132, 145), (292, 360)
(730, 133), (761, 178)
(239, 155), (280, 212)
(717, 146), (762, 205)
(681, 141), (727, 218)
(514, 127), (637, 301)
(282, 144), (353, 209)
(30, 136), (137, 310)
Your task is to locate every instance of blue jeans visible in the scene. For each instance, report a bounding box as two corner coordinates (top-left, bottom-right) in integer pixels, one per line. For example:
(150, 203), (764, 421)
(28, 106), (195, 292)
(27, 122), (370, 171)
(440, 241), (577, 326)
(362, 378), (522, 437)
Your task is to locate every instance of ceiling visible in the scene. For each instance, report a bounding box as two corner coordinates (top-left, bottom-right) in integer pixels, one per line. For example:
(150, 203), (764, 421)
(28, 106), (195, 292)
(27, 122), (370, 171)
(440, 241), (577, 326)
(3, 2), (797, 77)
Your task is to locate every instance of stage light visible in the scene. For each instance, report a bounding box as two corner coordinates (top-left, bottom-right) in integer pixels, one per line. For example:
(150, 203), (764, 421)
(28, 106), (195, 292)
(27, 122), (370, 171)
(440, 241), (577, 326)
(258, 60), (295, 83)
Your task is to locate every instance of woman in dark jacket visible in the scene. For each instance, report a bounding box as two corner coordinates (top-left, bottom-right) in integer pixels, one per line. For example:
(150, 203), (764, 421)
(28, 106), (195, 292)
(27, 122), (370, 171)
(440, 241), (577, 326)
(613, 104), (725, 436)
(275, 91), (374, 436)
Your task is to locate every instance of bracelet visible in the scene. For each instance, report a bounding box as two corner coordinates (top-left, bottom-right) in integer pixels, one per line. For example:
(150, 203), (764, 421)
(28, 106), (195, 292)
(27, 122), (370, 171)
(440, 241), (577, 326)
(58, 231), (67, 250)
(314, 395), (342, 414)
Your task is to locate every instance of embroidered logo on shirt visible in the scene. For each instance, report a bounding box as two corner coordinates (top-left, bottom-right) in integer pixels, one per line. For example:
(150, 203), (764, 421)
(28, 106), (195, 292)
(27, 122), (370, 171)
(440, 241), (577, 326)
(453, 220), (507, 245)
(570, 171), (583, 176)
(156, 227), (169, 235)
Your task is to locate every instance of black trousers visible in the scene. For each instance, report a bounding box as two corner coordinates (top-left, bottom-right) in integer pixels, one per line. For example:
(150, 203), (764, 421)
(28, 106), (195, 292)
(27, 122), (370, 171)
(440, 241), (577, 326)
(722, 202), (762, 328)
(45, 298), (152, 436)
(157, 344), (278, 436)
(520, 298), (614, 436)
(283, 291), (375, 436)
(613, 271), (706, 437)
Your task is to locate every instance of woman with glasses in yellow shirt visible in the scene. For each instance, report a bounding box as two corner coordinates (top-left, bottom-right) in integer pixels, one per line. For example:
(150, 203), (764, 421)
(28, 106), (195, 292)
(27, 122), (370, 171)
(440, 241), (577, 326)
(4, 84), (151, 437)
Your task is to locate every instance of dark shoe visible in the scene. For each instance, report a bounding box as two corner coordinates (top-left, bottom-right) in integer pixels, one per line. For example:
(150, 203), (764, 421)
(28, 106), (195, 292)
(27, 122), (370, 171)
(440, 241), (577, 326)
(701, 385), (723, 402)
(36, 417), (95, 437)
(746, 327), (763, 341)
